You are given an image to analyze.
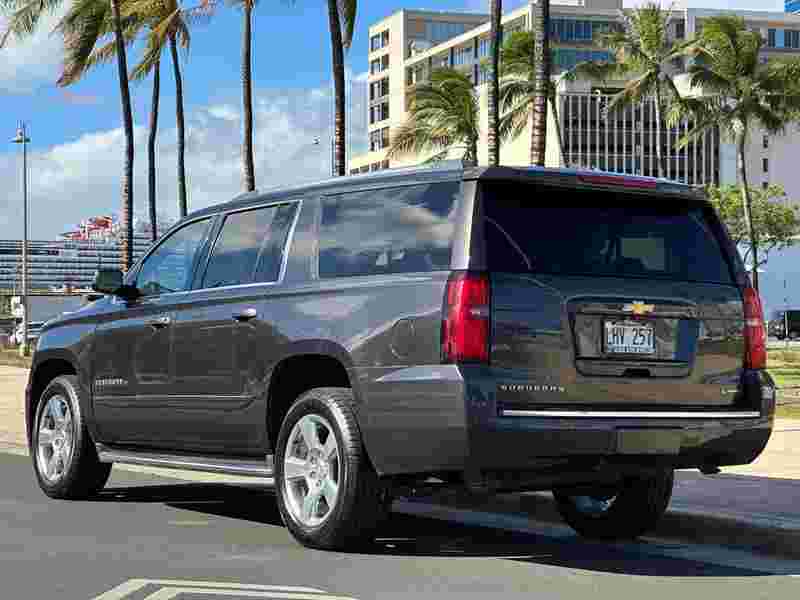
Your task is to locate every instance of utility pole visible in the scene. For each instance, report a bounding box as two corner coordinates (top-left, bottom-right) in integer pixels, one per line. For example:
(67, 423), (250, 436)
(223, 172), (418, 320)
(11, 122), (30, 356)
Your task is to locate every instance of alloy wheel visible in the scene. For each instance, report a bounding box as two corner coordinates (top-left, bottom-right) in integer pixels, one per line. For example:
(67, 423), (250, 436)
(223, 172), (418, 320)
(283, 414), (341, 528)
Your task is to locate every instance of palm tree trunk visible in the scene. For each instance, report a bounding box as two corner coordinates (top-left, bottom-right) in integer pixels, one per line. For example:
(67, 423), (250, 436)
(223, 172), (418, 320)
(547, 87), (566, 167)
(170, 35), (188, 217)
(111, 0), (135, 272)
(531, 0), (550, 166)
(653, 80), (667, 178)
(487, 0), (501, 167)
(737, 130), (759, 291)
(327, 0), (346, 176)
(148, 60), (160, 243)
(241, 2), (256, 192)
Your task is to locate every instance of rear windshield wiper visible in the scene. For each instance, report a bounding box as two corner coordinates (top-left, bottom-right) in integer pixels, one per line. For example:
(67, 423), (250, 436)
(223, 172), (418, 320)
(486, 217), (533, 271)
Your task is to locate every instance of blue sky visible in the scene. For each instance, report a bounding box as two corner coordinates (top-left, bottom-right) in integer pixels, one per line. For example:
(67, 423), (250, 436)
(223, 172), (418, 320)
(0, 0), (789, 242)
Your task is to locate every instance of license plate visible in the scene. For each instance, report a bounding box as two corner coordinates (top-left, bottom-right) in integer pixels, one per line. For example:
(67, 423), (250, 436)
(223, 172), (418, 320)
(605, 321), (655, 355)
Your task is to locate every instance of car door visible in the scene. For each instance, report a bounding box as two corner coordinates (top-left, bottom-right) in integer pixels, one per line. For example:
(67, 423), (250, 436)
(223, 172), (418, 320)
(92, 217), (214, 446)
(166, 200), (300, 453)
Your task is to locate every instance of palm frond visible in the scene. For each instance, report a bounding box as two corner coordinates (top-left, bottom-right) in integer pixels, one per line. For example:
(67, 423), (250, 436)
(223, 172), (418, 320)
(0, 0), (63, 47)
(57, 0), (113, 86)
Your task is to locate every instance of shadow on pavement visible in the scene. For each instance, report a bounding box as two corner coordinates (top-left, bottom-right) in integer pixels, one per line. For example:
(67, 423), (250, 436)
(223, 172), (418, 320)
(92, 482), (775, 577)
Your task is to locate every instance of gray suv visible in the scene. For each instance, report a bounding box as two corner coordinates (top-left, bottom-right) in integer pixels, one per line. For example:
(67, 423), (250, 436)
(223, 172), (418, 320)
(25, 164), (774, 550)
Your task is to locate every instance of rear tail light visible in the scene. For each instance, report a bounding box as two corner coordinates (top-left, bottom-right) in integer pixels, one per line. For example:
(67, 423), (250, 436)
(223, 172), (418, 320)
(441, 271), (490, 364)
(743, 286), (766, 369)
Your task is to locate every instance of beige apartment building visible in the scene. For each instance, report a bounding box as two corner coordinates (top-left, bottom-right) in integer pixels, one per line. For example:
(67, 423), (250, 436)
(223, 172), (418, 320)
(349, 0), (800, 200)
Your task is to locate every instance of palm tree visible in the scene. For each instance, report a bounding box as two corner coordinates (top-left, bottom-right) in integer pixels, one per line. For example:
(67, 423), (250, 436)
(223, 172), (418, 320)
(670, 16), (800, 291)
(2, 0), (136, 270)
(530, 0), (550, 166)
(325, 0), (356, 177)
(487, 0), (501, 166)
(498, 30), (567, 167)
(387, 68), (480, 164)
(569, 1), (693, 178)
(70, 0), (198, 221)
(228, 0), (257, 191)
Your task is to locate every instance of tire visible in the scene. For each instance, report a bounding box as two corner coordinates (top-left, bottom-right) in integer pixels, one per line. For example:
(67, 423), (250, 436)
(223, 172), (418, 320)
(31, 375), (112, 500)
(553, 469), (674, 541)
(274, 387), (388, 550)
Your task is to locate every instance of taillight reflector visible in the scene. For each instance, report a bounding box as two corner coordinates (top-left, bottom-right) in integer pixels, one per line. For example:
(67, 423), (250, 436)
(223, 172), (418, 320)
(743, 287), (766, 369)
(442, 272), (490, 364)
(577, 173), (658, 189)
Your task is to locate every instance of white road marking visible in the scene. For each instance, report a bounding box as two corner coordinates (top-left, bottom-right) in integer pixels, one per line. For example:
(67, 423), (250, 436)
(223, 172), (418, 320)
(143, 588), (358, 600)
(92, 579), (330, 600)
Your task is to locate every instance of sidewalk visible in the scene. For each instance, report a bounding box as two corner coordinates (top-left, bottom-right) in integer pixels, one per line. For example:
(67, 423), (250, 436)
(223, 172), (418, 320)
(3, 364), (798, 477)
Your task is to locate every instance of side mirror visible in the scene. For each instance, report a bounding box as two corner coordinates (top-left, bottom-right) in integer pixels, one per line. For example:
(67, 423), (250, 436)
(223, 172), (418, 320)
(93, 269), (140, 300)
(92, 269), (124, 294)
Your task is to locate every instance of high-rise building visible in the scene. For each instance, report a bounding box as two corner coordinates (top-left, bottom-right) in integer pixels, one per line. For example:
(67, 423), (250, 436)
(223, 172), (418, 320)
(350, 0), (800, 200)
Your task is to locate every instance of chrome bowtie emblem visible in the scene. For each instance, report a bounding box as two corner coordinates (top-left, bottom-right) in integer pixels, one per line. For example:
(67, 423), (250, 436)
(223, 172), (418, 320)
(623, 301), (655, 316)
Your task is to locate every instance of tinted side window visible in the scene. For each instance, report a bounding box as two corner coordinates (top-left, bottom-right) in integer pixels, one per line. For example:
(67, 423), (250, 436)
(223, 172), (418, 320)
(254, 203), (298, 283)
(137, 218), (211, 296)
(202, 204), (295, 288)
(318, 182), (460, 278)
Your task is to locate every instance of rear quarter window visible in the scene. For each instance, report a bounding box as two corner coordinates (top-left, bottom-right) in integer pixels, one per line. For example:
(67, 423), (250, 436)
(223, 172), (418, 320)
(482, 182), (735, 285)
(318, 181), (461, 278)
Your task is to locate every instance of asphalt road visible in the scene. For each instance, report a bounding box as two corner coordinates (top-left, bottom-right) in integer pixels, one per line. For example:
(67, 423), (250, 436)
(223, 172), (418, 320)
(1, 452), (800, 600)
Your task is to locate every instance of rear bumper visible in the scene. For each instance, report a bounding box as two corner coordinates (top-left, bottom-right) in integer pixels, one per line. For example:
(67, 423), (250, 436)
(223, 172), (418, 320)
(463, 366), (775, 474)
(357, 364), (775, 479)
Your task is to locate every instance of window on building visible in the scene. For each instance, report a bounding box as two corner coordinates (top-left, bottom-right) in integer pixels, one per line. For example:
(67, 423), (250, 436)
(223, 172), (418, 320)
(454, 45), (472, 66)
(787, 30), (800, 49)
(370, 58), (380, 74)
(478, 37), (490, 58)
(676, 21), (686, 39)
(425, 21), (470, 44)
(763, 157), (769, 173)
(763, 135), (769, 149)
(381, 30), (390, 47)
(381, 78), (389, 96)
(369, 127), (391, 152)
(381, 159), (390, 169)
(370, 102), (389, 124)
(370, 162), (381, 172)
(318, 182), (460, 278)
(381, 54), (389, 70)
(763, 181), (769, 190)
(768, 28), (777, 48)
(370, 34), (381, 51)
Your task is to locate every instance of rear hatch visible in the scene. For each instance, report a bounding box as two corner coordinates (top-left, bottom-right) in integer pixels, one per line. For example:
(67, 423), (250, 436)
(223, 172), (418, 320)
(481, 176), (750, 414)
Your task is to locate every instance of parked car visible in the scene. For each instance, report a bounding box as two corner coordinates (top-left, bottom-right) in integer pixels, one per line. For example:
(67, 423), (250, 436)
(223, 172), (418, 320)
(14, 321), (44, 346)
(768, 310), (800, 340)
(25, 164), (774, 550)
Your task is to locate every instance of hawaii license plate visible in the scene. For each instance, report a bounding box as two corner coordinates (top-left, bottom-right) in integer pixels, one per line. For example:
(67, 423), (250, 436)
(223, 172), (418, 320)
(604, 321), (655, 355)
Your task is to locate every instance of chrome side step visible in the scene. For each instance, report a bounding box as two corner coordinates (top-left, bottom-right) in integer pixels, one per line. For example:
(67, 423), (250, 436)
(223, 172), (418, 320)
(96, 443), (274, 478)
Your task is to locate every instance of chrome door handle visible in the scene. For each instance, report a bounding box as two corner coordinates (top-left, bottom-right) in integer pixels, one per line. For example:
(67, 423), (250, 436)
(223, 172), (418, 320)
(233, 308), (258, 322)
(147, 315), (171, 328)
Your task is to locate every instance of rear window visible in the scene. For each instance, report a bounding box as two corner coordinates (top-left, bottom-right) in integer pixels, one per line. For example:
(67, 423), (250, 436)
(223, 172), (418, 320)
(482, 183), (735, 285)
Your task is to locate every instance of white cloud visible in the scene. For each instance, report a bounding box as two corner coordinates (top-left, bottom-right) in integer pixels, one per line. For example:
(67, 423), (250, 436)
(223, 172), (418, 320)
(0, 9), (66, 94)
(0, 79), (369, 240)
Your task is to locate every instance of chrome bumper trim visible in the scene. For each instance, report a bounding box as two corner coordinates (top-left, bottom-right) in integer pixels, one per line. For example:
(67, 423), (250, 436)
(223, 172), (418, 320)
(500, 410), (761, 419)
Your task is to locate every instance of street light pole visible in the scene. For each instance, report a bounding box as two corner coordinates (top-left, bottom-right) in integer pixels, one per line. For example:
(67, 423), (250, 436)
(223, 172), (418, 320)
(12, 122), (30, 355)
